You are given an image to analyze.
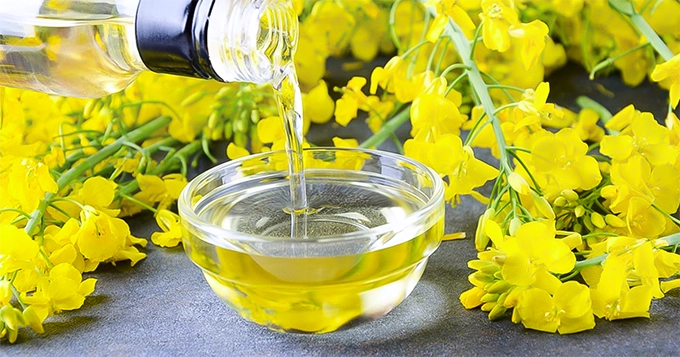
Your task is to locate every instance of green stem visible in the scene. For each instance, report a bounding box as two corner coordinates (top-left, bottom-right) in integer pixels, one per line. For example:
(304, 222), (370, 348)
(24, 116), (172, 236)
(573, 232), (680, 272)
(437, 15), (511, 173)
(118, 140), (202, 197)
(120, 193), (158, 213)
(652, 203), (680, 226)
(589, 42), (650, 79)
(628, 13), (674, 61)
(360, 107), (411, 148)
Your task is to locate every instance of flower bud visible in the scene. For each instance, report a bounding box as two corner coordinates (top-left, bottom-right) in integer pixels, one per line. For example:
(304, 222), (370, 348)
(553, 196), (567, 207)
(486, 280), (511, 294)
(583, 215), (595, 231)
(509, 217), (522, 236)
(534, 195), (556, 220)
(481, 293), (499, 303)
(181, 91), (205, 107)
(574, 205), (585, 218)
(22, 306), (44, 334)
(469, 272), (494, 287)
(481, 302), (496, 312)
(488, 303), (507, 321)
(508, 172), (531, 195)
(605, 214), (626, 228)
(590, 212), (606, 229)
(561, 189), (579, 201)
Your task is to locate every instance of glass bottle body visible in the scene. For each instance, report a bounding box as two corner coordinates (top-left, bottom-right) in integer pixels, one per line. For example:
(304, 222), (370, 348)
(0, 0), (297, 98)
(0, 0), (144, 98)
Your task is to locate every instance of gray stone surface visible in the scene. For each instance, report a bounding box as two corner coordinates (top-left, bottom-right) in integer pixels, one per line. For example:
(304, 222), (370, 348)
(4, 64), (680, 356)
(4, 200), (680, 356)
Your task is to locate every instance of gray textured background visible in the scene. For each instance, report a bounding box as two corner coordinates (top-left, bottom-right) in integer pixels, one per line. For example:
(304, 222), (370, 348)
(4, 64), (680, 356)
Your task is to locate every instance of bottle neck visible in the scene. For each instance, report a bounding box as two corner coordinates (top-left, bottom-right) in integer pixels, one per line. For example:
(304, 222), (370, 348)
(135, 0), (219, 80)
(135, 0), (298, 85)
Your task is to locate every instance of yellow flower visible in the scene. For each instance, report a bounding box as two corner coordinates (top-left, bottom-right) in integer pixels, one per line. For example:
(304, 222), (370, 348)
(369, 57), (432, 103)
(0, 224), (39, 275)
(303, 80), (335, 125)
(364, 96), (396, 133)
(591, 252), (654, 320)
(626, 197), (666, 238)
(516, 281), (595, 334)
(479, 0), (518, 52)
(132, 173), (187, 211)
(151, 210), (183, 248)
(425, 0), (476, 41)
(410, 77), (467, 138)
(334, 77), (369, 126)
(75, 207), (128, 266)
(530, 128), (602, 191)
(496, 221), (575, 287)
(349, 9), (388, 62)
(509, 20), (549, 70)
(331, 137), (359, 148)
(517, 82), (565, 128)
(405, 133), (497, 206)
(650, 53), (680, 109)
(226, 143), (250, 160)
(600, 112), (677, 166)
(6, 158), (58, 213)
(21, 263), (96, 321)
(572, 108), (605, 142)
(305, 0), (355, 56)
(552, 0), (584, 18)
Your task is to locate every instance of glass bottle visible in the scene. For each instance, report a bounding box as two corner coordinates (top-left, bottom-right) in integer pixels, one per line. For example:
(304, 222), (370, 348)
(0, 0), (297, 98)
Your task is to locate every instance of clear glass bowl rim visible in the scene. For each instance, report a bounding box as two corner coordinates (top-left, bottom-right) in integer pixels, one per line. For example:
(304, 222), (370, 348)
(178, 147), (445, 245)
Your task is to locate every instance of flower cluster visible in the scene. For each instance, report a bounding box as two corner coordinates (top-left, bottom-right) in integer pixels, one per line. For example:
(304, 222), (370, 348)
(0, 75), (282, 341)
(321, 0), (680, 334)
(3, 0), (680, 342)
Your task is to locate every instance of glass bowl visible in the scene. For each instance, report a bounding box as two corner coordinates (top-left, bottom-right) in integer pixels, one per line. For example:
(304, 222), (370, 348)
(178, 147), (444, 333)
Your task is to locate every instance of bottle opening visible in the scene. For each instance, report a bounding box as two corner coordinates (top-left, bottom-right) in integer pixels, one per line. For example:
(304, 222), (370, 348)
(206, 0), (298, 85)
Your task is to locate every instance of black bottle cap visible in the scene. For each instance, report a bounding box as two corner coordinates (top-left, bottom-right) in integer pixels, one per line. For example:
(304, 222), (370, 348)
(135, 0), (221, 80)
